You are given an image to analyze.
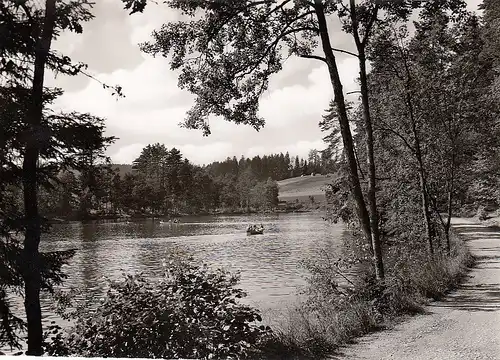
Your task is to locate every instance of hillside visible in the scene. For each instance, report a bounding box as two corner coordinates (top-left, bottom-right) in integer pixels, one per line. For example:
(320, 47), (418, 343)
(277, 174), (331, 203)
(111, 164), (133, 177)
(109, 164), (331, 203)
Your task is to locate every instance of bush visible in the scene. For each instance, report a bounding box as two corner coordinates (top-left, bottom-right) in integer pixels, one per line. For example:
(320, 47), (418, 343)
(476, 205), (488, 221)
(262, 228), (472, 359)
(44, 260), (272, 359)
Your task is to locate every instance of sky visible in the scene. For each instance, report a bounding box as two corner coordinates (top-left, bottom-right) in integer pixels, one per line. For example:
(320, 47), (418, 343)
(46, 0), (483, 166)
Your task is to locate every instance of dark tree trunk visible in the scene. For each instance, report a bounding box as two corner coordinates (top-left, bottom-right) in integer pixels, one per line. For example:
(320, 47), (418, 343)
(358, 48), (384, 280)
(314, 0), (380, 277)
(418, 166), (434, 255)
(22, 0), (56, 355)
(445, 161), (455, 254)
(399, 45), (434, 255)
(406, 91), (434, 255)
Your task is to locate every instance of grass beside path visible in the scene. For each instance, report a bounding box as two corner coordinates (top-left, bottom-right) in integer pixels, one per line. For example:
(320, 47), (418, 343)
(254, 219), (475, 360)
(329, 218), (499, 360)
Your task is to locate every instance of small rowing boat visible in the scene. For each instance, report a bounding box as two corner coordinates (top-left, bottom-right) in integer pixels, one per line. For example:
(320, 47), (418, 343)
(246, 225), (264, 235)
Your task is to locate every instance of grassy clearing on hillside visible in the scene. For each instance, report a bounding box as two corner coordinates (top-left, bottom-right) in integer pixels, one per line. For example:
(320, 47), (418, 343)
(277, 175), (330, 203)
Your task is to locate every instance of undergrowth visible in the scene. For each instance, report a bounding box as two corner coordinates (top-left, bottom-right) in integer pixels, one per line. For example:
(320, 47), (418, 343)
(254, 229), (474, 360)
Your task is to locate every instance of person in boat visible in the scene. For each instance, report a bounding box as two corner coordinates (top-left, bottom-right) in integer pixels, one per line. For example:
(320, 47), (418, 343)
(248, 224), (259, 232)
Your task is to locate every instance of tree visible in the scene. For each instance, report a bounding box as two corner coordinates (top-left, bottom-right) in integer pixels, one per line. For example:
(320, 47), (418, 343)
(110, 170), (123, 214)
(1, 0), (116, 353)
(264, 178), (279, 209)
(368, 7), (493, 254)
(132, 143), (170, 214)
(250, 182), (266, 209)
(237, 167), (258, 211)
(368, 23), (436, 254)
(123, 0), (384, 279)
(294, 156), (301, 177)
(319, 99), (350, 164)
(22, 1), (58, 352)
(284, 151), (291, 176)
(165, 148), (184, 213)
(480, 0), (500, 71)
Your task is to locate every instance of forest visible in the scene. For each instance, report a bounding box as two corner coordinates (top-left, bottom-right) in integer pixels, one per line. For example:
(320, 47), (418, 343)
(1, 0), (500, 358)
(31, 146), (332, 219)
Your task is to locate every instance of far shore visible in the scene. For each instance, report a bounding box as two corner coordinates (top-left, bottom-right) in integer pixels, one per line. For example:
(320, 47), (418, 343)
(46, 206), (325, 224)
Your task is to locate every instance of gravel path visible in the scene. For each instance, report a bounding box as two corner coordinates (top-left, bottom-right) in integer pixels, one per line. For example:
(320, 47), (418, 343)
(334, 218), (500, 360)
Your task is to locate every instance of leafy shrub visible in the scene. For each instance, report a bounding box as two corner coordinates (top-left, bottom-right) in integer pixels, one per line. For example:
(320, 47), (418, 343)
(44, 260), (272, 359)
(264, 227), (472, 359)
(475, 205), (488, 221)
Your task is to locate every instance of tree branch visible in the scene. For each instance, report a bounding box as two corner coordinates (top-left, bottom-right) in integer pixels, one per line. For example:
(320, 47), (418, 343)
(375, 126), (416, 155)
(349, 0), (362, 48)
(208, 1), (290, 44)
(298, 54), (326, 63)
(19, 3), (34, 23)
(233, 11), (316, 80)
(331, 48), (359, 57)
(264, 0), (293, 17)
(361, 4), (379, 46)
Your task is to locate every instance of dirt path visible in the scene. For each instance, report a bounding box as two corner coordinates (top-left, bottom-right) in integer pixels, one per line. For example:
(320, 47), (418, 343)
(335, 218), (500, 360)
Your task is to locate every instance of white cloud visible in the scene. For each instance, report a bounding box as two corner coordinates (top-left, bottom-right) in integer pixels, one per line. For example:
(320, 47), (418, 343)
(111, 143), (145, 164)
(259, 57), (359, 129)
(50, 12), (362, 167)
(180, 142), (234, 165)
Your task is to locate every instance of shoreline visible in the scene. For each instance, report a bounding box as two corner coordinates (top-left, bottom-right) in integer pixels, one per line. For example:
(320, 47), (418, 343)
(258, 217), (476, 359)
(46, 208), (323, 223)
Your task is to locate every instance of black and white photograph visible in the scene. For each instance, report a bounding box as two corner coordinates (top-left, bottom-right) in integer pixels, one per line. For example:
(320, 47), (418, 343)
(0, 0), (498, 359)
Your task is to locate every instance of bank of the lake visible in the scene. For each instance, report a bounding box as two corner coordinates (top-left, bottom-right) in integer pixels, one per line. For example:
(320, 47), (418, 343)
(48, 203), (324, 223)
(259, 219), (475, 360)
(6, 213), (473, 359)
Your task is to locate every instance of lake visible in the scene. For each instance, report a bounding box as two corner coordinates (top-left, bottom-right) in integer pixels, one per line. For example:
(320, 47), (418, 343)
(11, 212), (346, 332)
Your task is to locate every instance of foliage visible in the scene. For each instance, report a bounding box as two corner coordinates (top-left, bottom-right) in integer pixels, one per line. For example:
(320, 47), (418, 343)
(319, 3), (499, 254)
(0, 232), (75, 349)
(44, 260), (272, 359)
(268, 228), (472, 359)
(36, 144), (299, 218)
(361, 8), (499, 253)
(0, 0), (118, 353)
(0, 65), (113, 353)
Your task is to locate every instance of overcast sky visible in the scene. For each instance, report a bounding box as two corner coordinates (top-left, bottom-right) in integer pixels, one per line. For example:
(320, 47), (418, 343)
(46, 0), (483, 166)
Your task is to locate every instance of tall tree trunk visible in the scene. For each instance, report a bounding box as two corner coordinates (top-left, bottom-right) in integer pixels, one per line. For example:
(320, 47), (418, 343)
(398, 43), (434, 255)
(405, 90), (434, 255)
(417, 165), (433, 254)
(314, 0), (384, 280)
(23, 0), (56, 355)
(358, 48), (384, 280)
(445, 158), (455, 254)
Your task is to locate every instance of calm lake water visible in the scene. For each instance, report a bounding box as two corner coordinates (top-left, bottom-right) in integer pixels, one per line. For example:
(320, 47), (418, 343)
(10, 212), (346, 335)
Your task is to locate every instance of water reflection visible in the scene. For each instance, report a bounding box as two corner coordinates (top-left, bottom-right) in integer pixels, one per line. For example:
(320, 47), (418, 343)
(33, 213), (345, 321)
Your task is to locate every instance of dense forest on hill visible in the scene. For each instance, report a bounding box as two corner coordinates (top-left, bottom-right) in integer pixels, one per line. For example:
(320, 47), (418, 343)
(30, 146), (332, 220)
(114, 148), (335, 180)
